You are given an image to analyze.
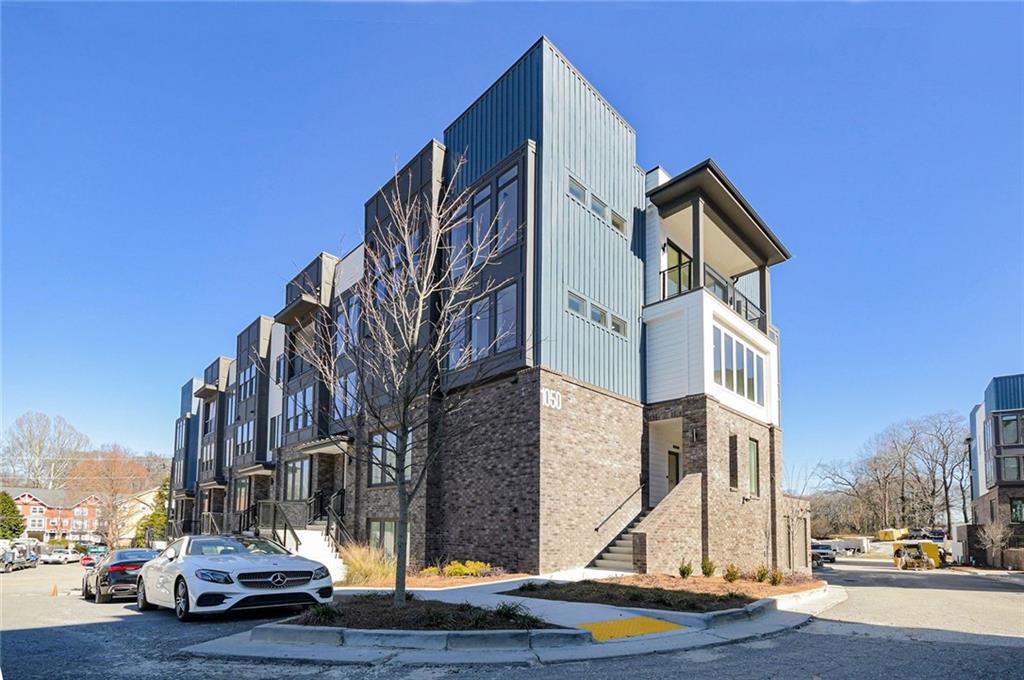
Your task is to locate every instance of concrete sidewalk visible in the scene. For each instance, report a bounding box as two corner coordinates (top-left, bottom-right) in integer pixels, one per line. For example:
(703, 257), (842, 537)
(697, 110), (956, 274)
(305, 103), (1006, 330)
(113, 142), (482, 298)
(181, 580), (847, 666)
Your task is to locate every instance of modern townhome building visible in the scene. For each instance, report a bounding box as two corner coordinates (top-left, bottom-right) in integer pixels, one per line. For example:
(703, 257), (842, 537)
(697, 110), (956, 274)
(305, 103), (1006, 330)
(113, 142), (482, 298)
(963, 374), (1024, 568)
(194, 356), (233, 533)
(170, 37), (809, 576)
(169, 378), (202, 536)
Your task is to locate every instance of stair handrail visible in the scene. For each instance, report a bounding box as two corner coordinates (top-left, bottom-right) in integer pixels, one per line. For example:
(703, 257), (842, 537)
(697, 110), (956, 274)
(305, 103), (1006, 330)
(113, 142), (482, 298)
(200, 511), (222, 535)
(329, 489), (345, 518)
(306, 489), (327, 525)
(594, 483), (645, 532)
(237, 502), (258, 534)
(257, 500), (302, 553)
(323, 504), (354, 554)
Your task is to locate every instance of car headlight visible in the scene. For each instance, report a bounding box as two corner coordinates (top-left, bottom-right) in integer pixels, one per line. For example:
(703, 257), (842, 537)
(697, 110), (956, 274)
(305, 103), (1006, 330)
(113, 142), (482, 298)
(194, 569), (233, 584)
(311, 566), (329, 580)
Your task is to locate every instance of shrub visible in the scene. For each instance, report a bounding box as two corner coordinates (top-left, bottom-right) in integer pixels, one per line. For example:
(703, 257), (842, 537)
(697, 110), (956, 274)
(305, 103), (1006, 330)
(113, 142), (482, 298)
(678, 560), (693, 578)
(724, 564), (740, 582)
(493, 601), (545, 628)
(442, 559), (493, 577)
(296, 603), (340, 626)
(419, 566), (441, 577)
(47, 538), (70, 548)
(768, 569), (785, 586)
(753, 564), (771, 583)
(340, 543), (395, 585)
(701, 557), (716, 577)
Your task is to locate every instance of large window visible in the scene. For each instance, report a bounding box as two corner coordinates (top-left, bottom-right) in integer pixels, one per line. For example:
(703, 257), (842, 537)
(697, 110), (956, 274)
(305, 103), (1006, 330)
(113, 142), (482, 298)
(712, 326), (766, 406)
(370, 432), (412, 486)
(233, 478), (250, 512)
(1012, 499), (1024, 523)
(1002, 456), (1021, 482)
(283, 458), (310, 500)
(447, 310), (468, 370)
(1001, 414), (1022, 445)
(367, 518), (397, 557)
(286, 386), (314, 433)
(496, 167), (518, 250)
(495, 284), (517, 352)
(202, 400), (216, 437)
(238, 364), (257, 401)
(450, 207), (470, 277)
(472, 187), (492, 257)
(748, 439), (760, 496)
(471, 299), (491, 360)
(235, 419), (254, 456)
(335, 370), (358, 419)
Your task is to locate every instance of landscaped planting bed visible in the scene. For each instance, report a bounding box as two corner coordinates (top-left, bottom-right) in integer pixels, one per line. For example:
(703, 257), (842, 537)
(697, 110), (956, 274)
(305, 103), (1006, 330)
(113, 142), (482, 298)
(295, 593), (559, 630)
(503, 574), (825, 613)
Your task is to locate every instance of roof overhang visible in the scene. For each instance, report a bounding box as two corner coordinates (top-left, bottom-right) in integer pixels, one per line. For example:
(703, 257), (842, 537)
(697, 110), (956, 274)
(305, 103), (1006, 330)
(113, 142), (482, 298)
(237, 463), (275, 476)
(193, 383), (220, 399)
(294, 435), (351, 456)
(274, 293), (321, 326)
(197, 480), (226, 490)
(647, 159), (791, 266)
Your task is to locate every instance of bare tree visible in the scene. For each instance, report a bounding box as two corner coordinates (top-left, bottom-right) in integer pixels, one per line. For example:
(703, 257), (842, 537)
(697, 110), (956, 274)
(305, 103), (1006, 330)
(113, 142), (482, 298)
(1, 412), (90, 488)
(67, 445), (160, 547)
(283, 156), (517, 607)
(915, 412), (969, 534)
(979, 517), (1014, 568)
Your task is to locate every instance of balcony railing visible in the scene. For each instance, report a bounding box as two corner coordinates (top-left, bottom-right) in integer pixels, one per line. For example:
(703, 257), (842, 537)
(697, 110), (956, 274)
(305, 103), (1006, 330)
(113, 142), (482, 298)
(661, 261), (767, 335)
(660, 261), (693, 300)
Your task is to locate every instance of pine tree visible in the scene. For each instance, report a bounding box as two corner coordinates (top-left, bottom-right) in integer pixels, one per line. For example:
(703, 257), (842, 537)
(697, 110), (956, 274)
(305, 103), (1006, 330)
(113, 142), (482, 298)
(0, 492), (26, 540)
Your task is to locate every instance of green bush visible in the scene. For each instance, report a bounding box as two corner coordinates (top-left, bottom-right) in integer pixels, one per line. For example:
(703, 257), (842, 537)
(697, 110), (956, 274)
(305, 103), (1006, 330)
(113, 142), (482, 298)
(419, 566), (441, 577)
(768, 569), (785, 586)
(678, 560), (693, 578)
(47, 538), (70, 548)
(442, 559), (493, 577)
(753, 564), (771, 583)
(724, 564), (740, 582)
(296, 603), (341, 626)
(701, 557), (715, 577)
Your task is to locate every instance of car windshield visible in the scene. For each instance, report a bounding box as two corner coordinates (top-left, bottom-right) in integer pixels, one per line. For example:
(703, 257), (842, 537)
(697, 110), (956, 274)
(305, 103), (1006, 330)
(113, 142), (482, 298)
(812, 544), (828, 550)
(186, 536), (289, 556)
(114, 549), (159, 562)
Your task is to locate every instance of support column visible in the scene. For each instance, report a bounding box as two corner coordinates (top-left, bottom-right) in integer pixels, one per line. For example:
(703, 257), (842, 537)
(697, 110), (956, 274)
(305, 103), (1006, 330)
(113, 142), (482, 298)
(759, 265), (772, 331)
(691, 196), (705, 290)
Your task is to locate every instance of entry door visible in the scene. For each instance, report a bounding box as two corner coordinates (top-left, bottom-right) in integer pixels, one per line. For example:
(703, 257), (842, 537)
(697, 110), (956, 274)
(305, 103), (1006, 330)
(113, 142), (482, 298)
(667, 450), (680, 491)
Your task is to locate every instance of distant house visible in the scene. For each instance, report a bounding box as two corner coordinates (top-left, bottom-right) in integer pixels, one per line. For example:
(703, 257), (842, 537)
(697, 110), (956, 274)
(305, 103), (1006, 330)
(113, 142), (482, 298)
(1, 487), (102, 543)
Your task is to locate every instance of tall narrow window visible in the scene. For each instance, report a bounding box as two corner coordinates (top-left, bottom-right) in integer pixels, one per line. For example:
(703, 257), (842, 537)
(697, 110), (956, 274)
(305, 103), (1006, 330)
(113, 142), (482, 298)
(496, 170), (518, 250)
(495, 284), (517, 352)
(1002, 415), (1020, 445)
(471, 299), (491, 360)
(735, 341), (746, 398)
(448, 310), (468, 369)
(713, 327), (723, 386)
(370, 433), (384, 485)
(472, 187), (492, 257)
(728, 435), (739, 489)
(746, 348), (755, 399)
(748, 439), (760, 496)
(450, 208), (469, 277)
(724, 335), (734, 390)
(755, 355), (765, 406)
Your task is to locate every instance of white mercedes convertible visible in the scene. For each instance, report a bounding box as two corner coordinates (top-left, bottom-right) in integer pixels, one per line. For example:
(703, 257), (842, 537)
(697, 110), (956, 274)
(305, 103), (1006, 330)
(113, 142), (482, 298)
(136, 534), (334, 621)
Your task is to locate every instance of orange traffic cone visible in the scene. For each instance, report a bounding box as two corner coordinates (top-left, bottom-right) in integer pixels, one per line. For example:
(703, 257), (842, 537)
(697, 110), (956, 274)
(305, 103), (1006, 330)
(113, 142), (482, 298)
(51, 584), (59, 597)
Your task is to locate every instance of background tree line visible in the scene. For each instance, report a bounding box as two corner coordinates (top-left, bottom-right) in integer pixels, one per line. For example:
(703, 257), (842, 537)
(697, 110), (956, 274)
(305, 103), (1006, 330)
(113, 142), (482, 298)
(811, 411), (970, 537)
(1, 411), (169, 546)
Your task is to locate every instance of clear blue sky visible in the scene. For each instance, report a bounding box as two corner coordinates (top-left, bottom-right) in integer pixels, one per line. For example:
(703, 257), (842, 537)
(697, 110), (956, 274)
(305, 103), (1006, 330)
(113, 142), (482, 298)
(3, 3), (1022, 472)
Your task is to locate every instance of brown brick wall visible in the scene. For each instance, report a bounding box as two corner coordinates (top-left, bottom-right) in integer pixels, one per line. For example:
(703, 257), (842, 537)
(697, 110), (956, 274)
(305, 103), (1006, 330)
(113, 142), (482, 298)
(537, 370), (644, 573)
(633, 474), (703, 574)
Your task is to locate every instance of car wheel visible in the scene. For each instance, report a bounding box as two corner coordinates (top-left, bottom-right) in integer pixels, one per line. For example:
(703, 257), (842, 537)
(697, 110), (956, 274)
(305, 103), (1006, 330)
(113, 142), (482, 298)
(95, 585), (111, 604)
(174, 578), (193, 622)
(137, 579), (155, 611)
(82, 578), (93, 600)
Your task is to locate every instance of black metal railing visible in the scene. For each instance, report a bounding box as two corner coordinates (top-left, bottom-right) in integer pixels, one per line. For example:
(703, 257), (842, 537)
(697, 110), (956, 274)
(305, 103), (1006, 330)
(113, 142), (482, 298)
(595, 483), (645, 533)
(256, 500), (302, 553)
(329, 489), (345, 518)
(702, 264), (767, 334)
(323, 505), (354, 555)
(237, 503), (259, 534)
(306, 490), (328, 525)
(660, 261), (693, 300)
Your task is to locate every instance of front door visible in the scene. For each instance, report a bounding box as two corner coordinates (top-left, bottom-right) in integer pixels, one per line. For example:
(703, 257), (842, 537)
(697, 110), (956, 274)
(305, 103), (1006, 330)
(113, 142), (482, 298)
(667, 450), (680, 491)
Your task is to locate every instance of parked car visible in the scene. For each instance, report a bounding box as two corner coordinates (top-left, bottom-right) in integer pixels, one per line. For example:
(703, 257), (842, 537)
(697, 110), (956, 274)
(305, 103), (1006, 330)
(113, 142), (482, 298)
(811, 543), (837, 563)
(927, 529), (946, 542)
(82, 548), (160, 603)
(136, 534), (333, 622)
(41, 549), (76, 565)
(80, 554), (97, 569)
(2, 542), (36, 573)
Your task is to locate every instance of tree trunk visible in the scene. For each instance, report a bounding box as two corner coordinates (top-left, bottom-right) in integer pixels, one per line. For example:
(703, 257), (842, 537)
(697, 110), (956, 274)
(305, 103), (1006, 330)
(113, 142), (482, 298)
(393, 434), (409, 608)
(942, 481), (953, 534)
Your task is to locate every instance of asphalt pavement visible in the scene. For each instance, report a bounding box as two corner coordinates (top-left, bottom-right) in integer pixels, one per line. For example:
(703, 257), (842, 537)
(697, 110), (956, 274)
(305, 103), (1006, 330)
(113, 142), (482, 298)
(2, 558), (1021, 680)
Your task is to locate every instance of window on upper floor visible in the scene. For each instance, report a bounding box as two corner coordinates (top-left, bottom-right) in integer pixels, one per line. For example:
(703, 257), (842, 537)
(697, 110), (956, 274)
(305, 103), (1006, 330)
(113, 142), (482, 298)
(472, 187), (493, 258)
(590, 304), (607, 327)
(1001, 414), (1022, 445)
(286, 386), (314, 433)
(590, 194), (607, 221)
(495, 284), (518, 353)
(1012, 499), (1024, 523)
(370, 431), (412, 486)
(238, 364), (257, 401)
(450, 207), (470, 278)
(447, 285), (520, 370)
(471, 299), (491, 361)
(611, 315), (627, 337)
(496, 168), (519, 251)
(226, 393), (236, 425)
(567, 292), (586, 316)
(202, 401), (216, 436)
(30, 505), (44, 516)
(611, 211), (627, 234)
(713, 326), (765, 406)
(568, 177), (586, 203)
(335, 370), (358, 419)
(1002, 456), (1021, 482)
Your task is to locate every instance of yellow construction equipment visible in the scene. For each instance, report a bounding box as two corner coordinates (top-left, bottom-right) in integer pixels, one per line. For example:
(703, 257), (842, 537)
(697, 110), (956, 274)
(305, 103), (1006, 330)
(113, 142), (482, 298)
(877, 527), (910, 541)
(892, 541), (940, 569)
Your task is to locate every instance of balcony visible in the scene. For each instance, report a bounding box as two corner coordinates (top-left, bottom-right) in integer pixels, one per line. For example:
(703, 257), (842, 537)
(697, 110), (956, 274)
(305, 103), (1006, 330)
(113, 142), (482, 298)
(660, 262), (767, 334)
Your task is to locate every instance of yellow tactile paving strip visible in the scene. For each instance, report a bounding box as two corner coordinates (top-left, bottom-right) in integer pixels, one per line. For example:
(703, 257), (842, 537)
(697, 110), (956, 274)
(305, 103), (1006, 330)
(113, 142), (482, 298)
(578, 616), (683, 641)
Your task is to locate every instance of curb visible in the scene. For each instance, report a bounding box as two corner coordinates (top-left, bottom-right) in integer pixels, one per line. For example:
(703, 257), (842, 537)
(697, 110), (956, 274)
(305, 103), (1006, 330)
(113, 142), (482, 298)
(618, 584), (829, 629)
(250, 623), (593, 650)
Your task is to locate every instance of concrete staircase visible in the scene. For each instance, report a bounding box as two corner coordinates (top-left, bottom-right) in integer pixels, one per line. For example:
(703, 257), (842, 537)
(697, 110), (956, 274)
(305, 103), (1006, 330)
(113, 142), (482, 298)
(294, 524), (346, 584)
(589, 510), (650, 572)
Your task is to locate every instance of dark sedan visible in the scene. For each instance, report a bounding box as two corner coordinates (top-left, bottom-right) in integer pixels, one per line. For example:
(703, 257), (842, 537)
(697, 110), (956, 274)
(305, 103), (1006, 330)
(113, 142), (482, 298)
(82, 549), (160, 603)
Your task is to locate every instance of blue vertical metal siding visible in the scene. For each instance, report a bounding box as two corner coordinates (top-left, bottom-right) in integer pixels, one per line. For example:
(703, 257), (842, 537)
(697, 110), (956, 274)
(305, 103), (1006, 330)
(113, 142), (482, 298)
(538, 42), (644, 400)
(442, 38), (645, 401)
(985, 374), (1024, 412)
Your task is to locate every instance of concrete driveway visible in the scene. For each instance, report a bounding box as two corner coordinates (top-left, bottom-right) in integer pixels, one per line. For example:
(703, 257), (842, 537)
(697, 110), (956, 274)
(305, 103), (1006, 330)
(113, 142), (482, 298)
(2, 557), (1021, 679)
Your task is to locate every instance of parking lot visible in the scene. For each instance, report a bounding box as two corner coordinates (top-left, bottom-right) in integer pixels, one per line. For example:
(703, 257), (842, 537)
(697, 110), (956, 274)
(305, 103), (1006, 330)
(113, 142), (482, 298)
(2, 558), (1022, 679)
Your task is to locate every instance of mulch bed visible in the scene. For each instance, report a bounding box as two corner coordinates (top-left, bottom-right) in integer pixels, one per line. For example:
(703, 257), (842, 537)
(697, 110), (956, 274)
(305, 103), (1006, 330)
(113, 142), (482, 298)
(295, 593), (559, 630)
(353, 573), (534, 589)
(502, 574), (825, 613)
